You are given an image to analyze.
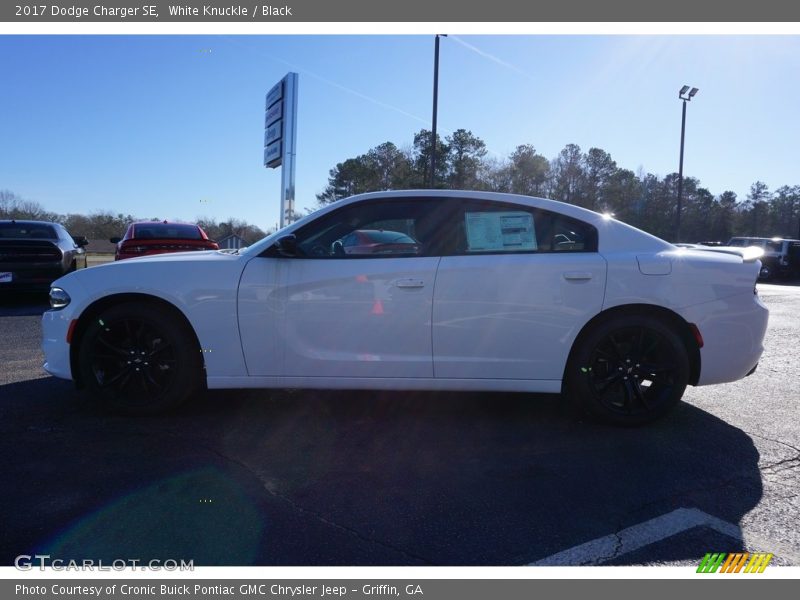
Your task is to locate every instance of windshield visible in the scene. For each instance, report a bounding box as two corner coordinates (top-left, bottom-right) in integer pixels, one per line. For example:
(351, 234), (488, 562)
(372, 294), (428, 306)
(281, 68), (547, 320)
(0, 223), (57, 239)
(240, 206), (331, 257)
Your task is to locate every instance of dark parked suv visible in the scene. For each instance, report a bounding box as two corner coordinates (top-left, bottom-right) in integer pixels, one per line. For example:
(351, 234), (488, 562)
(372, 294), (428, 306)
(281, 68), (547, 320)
(727, 236), (800, 280)
(0, 220), (88, 292)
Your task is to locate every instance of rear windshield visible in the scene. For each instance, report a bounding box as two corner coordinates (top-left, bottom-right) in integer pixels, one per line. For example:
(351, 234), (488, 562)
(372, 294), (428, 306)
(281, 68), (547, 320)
(0, 223), (57, 239)
(133, 223), (202, 240)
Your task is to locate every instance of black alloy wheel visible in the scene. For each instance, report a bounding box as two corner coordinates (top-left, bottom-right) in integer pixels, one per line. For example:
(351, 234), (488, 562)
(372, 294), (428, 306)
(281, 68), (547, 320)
(78, 302), (201, 414)
(565, 315), (690, 425)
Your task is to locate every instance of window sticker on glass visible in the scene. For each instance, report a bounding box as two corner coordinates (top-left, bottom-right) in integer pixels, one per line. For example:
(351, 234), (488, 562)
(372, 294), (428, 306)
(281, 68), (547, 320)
(465, 211), (537, 252)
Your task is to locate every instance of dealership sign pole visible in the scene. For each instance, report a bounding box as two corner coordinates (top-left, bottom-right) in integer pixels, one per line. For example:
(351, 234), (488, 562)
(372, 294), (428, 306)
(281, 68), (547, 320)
(264, 72), (298, 229)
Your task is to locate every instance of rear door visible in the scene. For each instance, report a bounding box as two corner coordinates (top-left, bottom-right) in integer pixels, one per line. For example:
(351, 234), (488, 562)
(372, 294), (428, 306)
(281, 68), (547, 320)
(432, 199), (607, 381)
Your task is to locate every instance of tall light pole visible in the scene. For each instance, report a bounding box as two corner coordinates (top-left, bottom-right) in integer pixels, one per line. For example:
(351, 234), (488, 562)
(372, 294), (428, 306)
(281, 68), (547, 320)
(430, 34), (446, 188)
(676, 85), (698, 242)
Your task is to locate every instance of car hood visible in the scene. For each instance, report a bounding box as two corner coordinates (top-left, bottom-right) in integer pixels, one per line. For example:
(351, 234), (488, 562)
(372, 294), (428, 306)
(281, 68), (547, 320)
(51, 249), (249, 307)
(97, 249), (238, 267)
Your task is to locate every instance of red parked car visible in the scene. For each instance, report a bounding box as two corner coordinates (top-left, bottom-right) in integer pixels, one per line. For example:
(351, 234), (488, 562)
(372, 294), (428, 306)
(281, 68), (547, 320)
(111, 222), (219, 261)
(334, 229), (421, 256)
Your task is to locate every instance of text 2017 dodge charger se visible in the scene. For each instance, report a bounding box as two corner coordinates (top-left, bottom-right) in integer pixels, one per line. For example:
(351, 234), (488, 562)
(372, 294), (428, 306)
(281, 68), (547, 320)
(41, 191), (769, 425)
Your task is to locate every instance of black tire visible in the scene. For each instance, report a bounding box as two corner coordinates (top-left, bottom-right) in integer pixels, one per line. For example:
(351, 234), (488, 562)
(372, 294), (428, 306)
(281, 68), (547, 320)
(78, 302), (202, 415)
(563, 314), (690, 426)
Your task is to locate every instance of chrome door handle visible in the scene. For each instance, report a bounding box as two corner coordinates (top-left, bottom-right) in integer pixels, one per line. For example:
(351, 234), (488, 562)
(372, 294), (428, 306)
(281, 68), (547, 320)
(563, 272), (593, 281)
(394, 279), (425, 288)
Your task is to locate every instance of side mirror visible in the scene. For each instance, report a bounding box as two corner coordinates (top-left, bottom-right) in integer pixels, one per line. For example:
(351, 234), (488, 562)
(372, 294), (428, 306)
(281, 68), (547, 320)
(275, 234), (298, 257)
(74, 236), (89, 247)
(109, 237), (121, 244)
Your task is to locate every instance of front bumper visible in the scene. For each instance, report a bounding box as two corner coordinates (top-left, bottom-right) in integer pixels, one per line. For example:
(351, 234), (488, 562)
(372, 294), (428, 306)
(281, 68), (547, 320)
(0, 265), (66, 292)
(42, 307), (75, 381)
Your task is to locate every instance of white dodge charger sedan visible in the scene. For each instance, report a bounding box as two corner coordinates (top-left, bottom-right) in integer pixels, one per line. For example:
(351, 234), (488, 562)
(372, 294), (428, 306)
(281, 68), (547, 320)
(42, 191), (769, 424)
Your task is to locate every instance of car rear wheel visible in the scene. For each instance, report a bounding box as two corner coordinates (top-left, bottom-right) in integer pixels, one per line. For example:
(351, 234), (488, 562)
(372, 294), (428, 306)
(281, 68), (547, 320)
(564, 315), (690, 425)
(78, 302), (202, 414)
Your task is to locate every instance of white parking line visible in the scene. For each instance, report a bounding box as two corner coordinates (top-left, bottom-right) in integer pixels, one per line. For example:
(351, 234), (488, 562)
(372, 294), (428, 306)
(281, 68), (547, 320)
(530, 507), (742, 566)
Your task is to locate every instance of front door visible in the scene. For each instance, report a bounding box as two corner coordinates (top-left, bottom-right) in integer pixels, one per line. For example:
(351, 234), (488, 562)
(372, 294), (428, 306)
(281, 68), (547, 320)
(239, 197), (454, 379)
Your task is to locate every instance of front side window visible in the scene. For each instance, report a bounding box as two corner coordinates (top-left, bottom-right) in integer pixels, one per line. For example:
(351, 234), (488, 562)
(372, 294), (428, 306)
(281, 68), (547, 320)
(290, 198), (457, 258)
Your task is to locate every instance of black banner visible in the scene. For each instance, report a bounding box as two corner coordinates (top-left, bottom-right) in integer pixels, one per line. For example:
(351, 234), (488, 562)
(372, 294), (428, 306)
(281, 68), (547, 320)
(2, 0), (800, 22)
(4, 579), (796, 600)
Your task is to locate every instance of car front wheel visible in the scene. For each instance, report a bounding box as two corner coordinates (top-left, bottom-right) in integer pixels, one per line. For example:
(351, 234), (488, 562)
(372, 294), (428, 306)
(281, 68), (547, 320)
(564, 315), (690, 425)
(78, 302), (202, 414)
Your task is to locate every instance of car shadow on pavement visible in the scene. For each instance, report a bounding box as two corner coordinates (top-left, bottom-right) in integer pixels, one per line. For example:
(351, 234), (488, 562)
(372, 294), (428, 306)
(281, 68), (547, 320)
(0, 378), (762, 566)
(0, 293), (50, 317)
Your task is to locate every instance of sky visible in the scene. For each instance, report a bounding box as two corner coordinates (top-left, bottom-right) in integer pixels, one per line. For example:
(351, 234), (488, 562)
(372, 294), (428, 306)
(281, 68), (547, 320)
(1, 34), (799, 231)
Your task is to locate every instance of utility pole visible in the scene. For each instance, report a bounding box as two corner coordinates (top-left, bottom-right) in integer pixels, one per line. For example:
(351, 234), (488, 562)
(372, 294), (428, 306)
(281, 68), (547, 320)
(676, 85), (698, 242)
(430, 34), (446, 188)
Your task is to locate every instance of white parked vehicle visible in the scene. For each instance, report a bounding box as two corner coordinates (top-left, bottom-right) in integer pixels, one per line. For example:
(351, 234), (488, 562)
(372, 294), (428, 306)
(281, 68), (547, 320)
(42, 191), (769, 424)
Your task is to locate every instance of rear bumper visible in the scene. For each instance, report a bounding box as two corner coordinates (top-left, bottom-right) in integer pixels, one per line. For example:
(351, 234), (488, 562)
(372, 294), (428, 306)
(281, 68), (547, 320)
(680, 291), (769, 386)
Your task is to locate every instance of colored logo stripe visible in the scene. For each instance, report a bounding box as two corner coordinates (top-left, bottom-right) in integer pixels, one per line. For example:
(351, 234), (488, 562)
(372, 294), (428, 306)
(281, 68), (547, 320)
(720, 553), (749, 573)
(697, 553), (726, 573)
(697, 552), (773, 573)
(745, 553), (773, 573)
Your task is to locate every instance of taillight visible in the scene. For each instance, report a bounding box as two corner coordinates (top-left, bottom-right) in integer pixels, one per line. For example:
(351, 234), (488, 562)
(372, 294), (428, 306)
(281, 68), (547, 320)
(689, 323), (704, 349)
(120, 242), (146, 254)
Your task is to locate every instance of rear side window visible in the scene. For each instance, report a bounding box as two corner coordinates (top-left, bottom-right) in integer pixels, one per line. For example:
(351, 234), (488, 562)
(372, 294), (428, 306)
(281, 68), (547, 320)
(765, 241), (783, 253)
(446, 200), (597, 255)
(728, 238), (764, 248)
(465, 211), (537, 252)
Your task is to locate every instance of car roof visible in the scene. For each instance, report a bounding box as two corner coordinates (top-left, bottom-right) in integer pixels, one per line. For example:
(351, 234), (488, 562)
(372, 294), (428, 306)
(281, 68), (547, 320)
(339, 190), (605, 221)
(130, 221), (199, 226)
(242, 190), (674, 257)
(0, 219), (60, 226)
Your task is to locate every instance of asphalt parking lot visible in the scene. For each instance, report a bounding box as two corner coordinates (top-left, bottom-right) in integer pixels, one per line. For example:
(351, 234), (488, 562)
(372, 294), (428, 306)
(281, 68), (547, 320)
(0, 284), (798, 567)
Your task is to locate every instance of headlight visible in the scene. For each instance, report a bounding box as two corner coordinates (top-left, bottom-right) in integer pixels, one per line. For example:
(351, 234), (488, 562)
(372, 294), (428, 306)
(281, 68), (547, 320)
(49, 287), (71, 309)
